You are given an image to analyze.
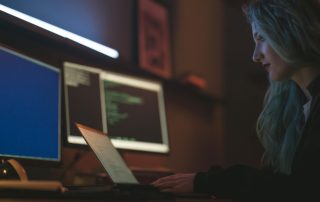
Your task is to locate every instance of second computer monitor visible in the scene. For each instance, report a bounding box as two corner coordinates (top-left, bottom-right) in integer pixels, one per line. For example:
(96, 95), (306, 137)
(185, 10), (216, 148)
(0, 46), (61, 162)
(64, 62), (169, 153)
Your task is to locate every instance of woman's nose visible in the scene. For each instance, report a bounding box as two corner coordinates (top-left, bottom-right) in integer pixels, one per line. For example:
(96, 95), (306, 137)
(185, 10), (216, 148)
(252, 47), (263, 63)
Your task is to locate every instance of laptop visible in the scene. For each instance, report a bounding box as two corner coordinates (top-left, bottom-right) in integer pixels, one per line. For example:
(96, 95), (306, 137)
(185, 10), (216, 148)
(69, 123), (173, 200)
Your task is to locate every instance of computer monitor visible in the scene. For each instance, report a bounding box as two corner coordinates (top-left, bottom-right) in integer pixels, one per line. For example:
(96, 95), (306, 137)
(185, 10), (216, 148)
(64, 62), (169, 153)
(101, 71), (169, 153)
(64, 62), (106, 145)
(0, 46), (61, 162)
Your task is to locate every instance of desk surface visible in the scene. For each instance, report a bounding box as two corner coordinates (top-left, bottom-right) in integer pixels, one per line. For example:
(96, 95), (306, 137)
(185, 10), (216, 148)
(0, 187), (231, 202)
(0, 191), (231, 202)
(0, 199), (230, 202)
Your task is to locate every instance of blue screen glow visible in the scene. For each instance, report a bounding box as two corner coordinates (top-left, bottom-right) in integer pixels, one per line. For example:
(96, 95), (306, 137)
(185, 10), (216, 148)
(0, 47), (60, 161)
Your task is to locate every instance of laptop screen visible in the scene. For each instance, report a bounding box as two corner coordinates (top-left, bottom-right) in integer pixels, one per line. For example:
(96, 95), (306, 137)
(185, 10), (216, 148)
(76, 123), (138, 184)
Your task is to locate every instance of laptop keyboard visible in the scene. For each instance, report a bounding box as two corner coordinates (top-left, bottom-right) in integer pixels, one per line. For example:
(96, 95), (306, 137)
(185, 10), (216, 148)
(63, 184), (174, 200)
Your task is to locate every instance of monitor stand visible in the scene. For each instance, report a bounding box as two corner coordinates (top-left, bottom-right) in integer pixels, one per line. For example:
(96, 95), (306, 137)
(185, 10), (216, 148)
(0, 159), (65, 192)
(0, 159), (28, 180)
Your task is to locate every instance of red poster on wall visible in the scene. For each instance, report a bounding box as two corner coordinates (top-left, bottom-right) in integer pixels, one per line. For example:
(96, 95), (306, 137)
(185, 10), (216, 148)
(138, 0), (172, 79)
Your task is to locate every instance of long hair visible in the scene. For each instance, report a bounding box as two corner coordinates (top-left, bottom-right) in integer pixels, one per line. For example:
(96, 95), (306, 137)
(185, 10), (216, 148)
(244, 0), (320, 174)
(257, 80), (305, 174)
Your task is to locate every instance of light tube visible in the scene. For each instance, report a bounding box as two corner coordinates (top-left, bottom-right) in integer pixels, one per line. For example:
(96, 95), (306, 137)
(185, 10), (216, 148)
(0, 4), (119, 59)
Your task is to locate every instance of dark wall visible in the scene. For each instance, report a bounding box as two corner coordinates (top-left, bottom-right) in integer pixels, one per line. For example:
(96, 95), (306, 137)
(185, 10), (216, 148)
(222, 1), (266, 167)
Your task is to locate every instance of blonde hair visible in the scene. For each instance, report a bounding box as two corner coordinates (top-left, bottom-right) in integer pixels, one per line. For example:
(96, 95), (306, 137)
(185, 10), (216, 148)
(244, 0), (320, 174)
(245, 0), (320, 67)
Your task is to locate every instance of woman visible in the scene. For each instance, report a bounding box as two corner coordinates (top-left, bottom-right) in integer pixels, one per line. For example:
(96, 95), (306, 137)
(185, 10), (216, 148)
(152, 0), (320, 201)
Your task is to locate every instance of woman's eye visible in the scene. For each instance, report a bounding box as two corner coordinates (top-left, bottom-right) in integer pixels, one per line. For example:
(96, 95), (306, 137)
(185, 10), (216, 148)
(257, 35), (264, 41)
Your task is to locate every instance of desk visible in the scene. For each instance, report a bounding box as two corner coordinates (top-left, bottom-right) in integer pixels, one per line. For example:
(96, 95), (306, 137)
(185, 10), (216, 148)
(0, 188), (231, 202)
(0, 192), (231, 202)
(0, 199), (230, 202)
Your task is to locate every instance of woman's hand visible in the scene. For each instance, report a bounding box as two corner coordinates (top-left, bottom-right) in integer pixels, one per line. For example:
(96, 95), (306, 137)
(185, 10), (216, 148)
(152, 173), (196, 193)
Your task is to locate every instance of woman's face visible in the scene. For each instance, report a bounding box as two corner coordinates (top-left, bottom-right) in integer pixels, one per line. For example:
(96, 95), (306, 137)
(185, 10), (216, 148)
(251, 24), (295, 81)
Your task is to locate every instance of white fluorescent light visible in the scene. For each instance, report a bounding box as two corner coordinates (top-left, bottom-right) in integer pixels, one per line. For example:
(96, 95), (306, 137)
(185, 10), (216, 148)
(0, 4), (119, 59)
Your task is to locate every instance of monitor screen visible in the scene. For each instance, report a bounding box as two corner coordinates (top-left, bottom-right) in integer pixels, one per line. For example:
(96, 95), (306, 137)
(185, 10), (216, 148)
(64, 62), (106, 145)
(0, 46), (61, 162)
(64, 62), (169, 153)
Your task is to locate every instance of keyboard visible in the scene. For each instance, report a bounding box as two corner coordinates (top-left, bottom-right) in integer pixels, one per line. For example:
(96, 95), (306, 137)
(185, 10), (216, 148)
(63, 184), (174, 200)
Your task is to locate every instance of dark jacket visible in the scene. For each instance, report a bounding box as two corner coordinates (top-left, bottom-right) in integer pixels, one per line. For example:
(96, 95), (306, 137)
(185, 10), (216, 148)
(194, 76), (320, 201)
